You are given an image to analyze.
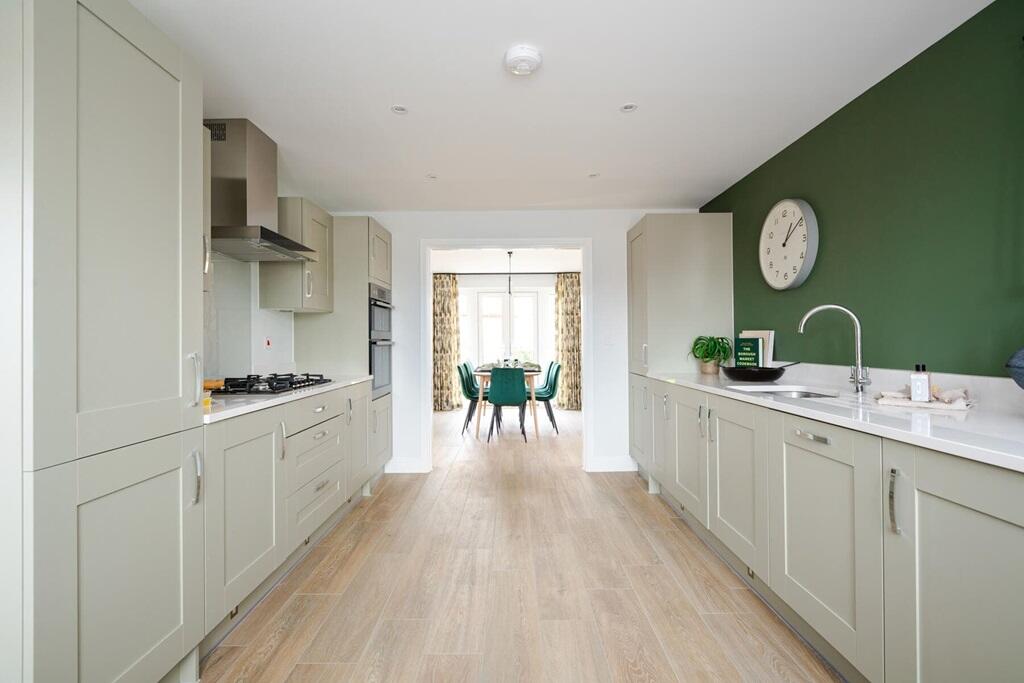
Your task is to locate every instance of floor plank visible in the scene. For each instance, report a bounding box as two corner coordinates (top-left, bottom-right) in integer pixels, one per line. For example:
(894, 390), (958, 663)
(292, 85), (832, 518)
(588, 588), (678, 682)
(415, 654), (481, 682)
(349, 619), (430, 682)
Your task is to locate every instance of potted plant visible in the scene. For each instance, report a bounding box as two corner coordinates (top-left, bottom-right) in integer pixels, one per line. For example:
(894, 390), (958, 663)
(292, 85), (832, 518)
(691, 336), (732, 375)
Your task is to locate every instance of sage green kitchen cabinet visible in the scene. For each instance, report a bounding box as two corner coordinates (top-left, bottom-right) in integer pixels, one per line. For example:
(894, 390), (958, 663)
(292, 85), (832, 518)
(23, 0), (204, 469)
(883, 440), (1024, 683)
(369, 218), (392, 287)
(628, 373), (653, 471)
(203, 407), (287, 632)
(707, 394), (770, 580)
(627, 222), (649, 374)
(345, 381), (373, 498)
(769, 415), (883, 682)
(203, 125), (213, 293)
(260, 197), (333, 312)
(651, 382), (675, 494)
(25, 428), (205, 683)
(624, 213), (733, 377)
(664, 383), (710, 527)
(371, 394), (393, 471)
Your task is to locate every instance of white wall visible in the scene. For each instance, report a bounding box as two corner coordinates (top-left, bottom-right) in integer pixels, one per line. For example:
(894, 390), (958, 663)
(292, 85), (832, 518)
(366, 209), (650, 473)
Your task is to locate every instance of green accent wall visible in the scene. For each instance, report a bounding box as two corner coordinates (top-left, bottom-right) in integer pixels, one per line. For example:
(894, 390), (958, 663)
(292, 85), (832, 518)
(702, 0), (1024, 377)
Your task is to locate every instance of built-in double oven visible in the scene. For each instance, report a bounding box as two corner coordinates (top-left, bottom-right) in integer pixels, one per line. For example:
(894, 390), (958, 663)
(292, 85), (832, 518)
(369, 283), (393, 399)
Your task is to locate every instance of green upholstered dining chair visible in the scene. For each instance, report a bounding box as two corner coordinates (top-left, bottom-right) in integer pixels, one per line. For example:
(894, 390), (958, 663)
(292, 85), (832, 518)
(534, 362), (562, 434)
(535, 361), (556, 395)
(486, 367), (528, 442)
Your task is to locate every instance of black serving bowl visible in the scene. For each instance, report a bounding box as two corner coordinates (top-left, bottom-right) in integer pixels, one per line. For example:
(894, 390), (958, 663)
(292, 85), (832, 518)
(721, 366), (786, 383)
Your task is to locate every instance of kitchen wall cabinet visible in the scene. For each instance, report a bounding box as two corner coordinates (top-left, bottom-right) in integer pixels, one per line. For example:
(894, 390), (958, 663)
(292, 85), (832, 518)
(883, 440), (1024, 682)
(628, 374), (653, 471)
(25, 428), (205, 683)
(369, 218), (392, 287)
(23, 0), (204, 469)
(260, 197), (333, 312)
(203, 407), (287, 631)
(625, 213), (733, 377)
(707, 395), (770, 579)
(371, 394), (393, 471)
(346, 381), (373, 498)
(769, 415), (883, 682)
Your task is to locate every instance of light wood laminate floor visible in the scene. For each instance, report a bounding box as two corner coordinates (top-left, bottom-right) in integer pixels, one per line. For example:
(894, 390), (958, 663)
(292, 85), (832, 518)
(202, 407), (840, 682)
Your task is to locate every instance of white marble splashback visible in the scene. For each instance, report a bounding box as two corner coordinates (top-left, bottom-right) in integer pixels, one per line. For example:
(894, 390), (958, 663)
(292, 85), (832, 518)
(777, 362), (1024, 418)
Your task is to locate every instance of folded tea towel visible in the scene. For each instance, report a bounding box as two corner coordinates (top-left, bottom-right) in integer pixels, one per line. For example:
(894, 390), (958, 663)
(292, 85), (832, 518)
(876, 386), (973, 411)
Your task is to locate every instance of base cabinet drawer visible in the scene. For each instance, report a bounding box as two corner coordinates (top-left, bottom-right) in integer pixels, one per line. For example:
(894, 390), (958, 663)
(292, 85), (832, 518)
(286, 415), (346, 495)
(284, 390), (344, 435)
(286, 461), (345, 555)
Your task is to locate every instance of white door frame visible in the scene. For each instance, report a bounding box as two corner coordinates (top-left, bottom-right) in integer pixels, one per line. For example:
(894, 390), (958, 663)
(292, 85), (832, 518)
(421, 237), (594, 471)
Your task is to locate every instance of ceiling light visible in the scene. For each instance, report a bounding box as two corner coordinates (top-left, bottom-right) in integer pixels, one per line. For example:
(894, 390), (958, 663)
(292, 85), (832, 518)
(505, 44), (542, 76)
(619, 102), (638, 113)
(425, 173), (438, 181)
(390, 104), (408, 115)
(588, 172), (601, 179)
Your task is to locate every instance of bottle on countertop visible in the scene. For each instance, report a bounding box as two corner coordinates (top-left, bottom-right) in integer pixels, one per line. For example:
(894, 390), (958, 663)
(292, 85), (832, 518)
(910, 364), (931, 402)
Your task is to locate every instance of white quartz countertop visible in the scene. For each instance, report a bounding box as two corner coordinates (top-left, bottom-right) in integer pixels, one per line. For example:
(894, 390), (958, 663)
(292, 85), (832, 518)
(203, 375), (373, 424)
(648, 372), (1024, 475)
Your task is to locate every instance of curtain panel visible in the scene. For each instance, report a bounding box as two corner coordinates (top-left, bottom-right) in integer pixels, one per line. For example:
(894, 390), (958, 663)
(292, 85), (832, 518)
(555, 272), (582, 410)
(432, 273), (462, 411)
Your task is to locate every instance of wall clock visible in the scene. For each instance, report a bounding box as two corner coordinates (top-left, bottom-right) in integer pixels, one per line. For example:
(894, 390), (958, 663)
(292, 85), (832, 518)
(759, 198), (819, 290)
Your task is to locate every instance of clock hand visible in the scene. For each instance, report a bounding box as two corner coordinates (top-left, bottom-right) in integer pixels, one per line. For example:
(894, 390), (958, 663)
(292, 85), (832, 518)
(782, 222), (795, 247)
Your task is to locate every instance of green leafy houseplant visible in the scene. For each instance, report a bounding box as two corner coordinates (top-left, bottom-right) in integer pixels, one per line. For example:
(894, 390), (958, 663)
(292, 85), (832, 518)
(691, 336), (732, 374)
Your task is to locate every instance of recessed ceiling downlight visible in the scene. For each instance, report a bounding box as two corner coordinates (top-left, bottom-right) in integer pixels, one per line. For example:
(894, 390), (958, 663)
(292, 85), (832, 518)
(619, 102), (638, 113)
(390, 104), (408, 115)
(425, 173), (438, 181)
(588, 172), (601, 179)
(505, 44), (542, 76)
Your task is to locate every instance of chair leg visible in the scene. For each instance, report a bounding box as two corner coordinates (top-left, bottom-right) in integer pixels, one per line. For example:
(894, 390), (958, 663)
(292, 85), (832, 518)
(519, 404), (527, 442)
(543, 400), (559, 434)
(496, 406), (503, 432)
(462, 400), (477, 435)
(487, 409), (497, 442)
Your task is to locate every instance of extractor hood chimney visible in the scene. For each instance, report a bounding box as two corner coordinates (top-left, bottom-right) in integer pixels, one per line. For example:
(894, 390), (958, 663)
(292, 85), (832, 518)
(204, 118), (313, 262)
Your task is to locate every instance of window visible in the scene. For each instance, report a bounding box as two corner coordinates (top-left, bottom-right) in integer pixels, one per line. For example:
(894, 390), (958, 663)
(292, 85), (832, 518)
(465, 290), (541, 365)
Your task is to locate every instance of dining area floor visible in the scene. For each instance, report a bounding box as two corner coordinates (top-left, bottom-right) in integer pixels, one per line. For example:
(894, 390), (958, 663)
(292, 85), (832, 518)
(198, 407), (839, 682)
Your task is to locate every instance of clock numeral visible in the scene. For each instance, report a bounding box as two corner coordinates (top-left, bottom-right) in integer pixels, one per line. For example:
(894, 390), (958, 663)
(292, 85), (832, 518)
(769, 232), (774, 239)
(796, 217), (804, 227)
(766, 247), (771, 255)
(792, 266), (797, 273)
(769, 261), (773, 269)
(782, 209), (788, 218)
(802, 233), (807, 242)
(800, 251), (804, 258)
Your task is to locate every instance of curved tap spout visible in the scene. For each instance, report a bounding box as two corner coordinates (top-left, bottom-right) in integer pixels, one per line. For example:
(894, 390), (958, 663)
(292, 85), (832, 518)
(797, 304), (870, 392)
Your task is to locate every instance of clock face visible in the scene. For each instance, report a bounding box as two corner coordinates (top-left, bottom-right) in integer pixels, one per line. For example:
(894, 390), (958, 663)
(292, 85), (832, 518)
(759, 199), (819, 290)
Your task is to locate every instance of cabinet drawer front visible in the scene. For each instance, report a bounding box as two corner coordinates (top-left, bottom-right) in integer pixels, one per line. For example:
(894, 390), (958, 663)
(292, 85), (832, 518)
(287, 416), (345, 495)
(285, 391), (344, 434)
(783, 415), (854, 465)
(286, 461), (345, 555)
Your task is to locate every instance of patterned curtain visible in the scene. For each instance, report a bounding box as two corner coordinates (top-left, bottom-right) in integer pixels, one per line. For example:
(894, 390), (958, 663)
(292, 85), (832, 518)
(555, 272), (582, 410)
(432, 273), (462, 411)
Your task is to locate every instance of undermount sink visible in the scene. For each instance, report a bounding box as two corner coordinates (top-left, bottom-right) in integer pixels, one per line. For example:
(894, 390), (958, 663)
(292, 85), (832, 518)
(726, 385), (840, 399)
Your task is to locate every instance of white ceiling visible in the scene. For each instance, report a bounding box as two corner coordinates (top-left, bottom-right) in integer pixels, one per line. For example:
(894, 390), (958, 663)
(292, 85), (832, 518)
(132, 0), (990, 212)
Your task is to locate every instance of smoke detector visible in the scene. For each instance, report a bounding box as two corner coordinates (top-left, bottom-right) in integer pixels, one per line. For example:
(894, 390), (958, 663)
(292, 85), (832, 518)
(505, 44), (542, 76)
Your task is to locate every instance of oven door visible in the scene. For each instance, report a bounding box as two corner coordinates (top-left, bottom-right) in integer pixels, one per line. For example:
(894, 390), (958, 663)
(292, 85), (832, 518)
(369, 300), (392, 341)
(370, 340), (393, 399)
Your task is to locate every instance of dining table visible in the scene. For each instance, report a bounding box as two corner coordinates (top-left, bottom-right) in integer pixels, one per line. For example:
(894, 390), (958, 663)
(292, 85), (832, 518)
(473, 368), (543, 439)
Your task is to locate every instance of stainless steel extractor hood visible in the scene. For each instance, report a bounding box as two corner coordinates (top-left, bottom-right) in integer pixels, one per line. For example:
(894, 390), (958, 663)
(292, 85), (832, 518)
(205, 118), (314, 262)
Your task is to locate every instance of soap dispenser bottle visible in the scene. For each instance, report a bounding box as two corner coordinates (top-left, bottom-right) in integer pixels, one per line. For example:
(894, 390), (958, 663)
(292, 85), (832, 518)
(910, 364), (931, 402)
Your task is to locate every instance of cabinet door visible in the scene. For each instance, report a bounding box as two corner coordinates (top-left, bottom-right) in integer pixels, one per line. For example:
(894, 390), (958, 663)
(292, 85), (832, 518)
(303, 204), (332, 311)
(626, 220), (648, 374)
(346, 383), (373, 496)
(371, 394), (393, 470)
(27, 428), (205, 683)
(770, 416), (883, 682)
(204, 407), (287, 630)
(29, 0), (203, 469)
(651, 384), (674, 489)
(203, 126), (213, 293)
(369, 219), (392, 287)
(707, 395), (769, 579)
(628, 374), (651, 470)
(884, 441), (1024, 683)
(667, 384), (710, 527)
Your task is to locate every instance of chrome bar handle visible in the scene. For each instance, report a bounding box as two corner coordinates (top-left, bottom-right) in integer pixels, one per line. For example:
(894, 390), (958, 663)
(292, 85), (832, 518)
(642, 344), (648, 366)
(707, 408), (715, 442)
(314, 479), (329, 493)
(313, 405), (327, 414)
(280, 421), (287, 459)
(697, 405), (705, 437)
(794, 428), (831, 446)
(662, 395), (668, 420)
(312, 430), (328, 440)
(347, 398), (353, 425)
(888, 468), (901, 535)
(191, 449), (203, 505)
(202, 234), (211, 274)
(305, 270), (313, 298)
(188, 353), (202, 407)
